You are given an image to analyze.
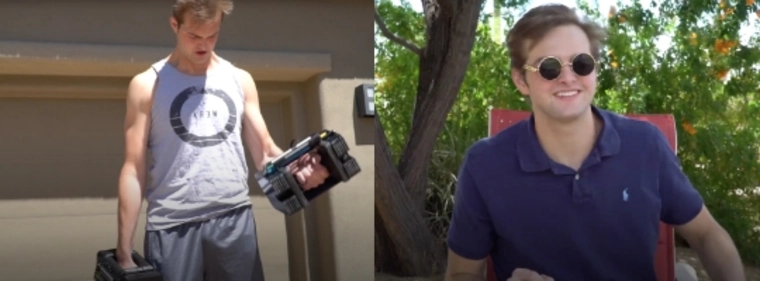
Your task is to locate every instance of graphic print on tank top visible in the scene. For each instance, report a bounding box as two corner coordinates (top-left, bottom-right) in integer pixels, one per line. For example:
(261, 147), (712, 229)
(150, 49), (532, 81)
(169, 85), (237, 147)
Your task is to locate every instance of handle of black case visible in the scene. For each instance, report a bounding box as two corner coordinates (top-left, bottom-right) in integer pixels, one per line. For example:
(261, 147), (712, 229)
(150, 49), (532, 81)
(103, 250), (154, 275)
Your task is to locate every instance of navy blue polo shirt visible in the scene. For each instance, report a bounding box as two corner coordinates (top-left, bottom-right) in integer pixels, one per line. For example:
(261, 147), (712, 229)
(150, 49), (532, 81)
(447, 106), (704, 281)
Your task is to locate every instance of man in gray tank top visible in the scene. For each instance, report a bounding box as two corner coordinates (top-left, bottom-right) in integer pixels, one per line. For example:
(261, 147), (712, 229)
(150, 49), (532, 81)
(114, 1), (330, 280)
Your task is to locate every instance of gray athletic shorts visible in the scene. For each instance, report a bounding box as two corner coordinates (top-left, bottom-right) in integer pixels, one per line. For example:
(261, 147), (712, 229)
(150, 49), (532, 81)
(143, 206), (265, 281)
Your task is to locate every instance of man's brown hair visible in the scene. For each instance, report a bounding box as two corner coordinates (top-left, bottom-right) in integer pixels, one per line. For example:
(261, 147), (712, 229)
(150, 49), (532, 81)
(506, 4), (607, 71)
(173, 0), (234, 26)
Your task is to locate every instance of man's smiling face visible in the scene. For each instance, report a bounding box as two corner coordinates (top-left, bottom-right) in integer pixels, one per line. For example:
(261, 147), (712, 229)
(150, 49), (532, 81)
(514, 24), (598, 123)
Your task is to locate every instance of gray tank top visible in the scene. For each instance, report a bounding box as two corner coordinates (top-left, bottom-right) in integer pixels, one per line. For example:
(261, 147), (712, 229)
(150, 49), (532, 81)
(144, 57), (251, 231)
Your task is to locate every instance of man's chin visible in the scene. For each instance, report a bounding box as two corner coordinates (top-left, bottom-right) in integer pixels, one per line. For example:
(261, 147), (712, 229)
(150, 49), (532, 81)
(539, 105), (591, 123)
(559, 109), (590, 122)
(188, 56), (211, 65)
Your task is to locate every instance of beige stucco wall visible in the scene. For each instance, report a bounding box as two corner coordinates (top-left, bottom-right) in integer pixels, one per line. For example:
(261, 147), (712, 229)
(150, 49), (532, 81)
(0, 0), (374, 280)
(302, 77), (375, 281)
(0, 96), (293, 281)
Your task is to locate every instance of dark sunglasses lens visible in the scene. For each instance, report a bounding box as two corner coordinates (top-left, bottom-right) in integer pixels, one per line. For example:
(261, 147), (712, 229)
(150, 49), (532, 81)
(538, 58), (562, 80)
(572, 54), (596, 76)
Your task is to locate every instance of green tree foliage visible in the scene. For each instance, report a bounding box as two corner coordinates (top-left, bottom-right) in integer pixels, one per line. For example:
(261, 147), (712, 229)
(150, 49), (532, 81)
(375, 0), (760, 266)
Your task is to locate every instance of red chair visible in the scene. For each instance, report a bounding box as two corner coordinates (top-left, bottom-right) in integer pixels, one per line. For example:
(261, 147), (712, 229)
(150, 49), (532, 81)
(485, 109), (677, 281)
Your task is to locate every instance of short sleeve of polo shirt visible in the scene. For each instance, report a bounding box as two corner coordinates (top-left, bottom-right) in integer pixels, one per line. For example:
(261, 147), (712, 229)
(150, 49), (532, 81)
(446, 144), (495, 260)
(653, 125), (704, 226)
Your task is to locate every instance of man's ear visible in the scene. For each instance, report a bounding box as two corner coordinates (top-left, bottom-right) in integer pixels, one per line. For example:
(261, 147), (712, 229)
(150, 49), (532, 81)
(170, 16), (179, 34)
(511, 68), (530, 96)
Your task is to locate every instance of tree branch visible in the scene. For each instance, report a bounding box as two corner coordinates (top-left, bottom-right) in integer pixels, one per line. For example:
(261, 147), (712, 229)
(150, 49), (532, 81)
(375, 7), (423, 56)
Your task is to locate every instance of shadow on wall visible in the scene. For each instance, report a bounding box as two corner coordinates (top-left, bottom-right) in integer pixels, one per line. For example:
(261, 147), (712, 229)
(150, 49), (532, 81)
(0, 1), (374, 81)
(0, 81), (373, 201)
(0, 98), (127, 200)
(0, 97), (273, 200)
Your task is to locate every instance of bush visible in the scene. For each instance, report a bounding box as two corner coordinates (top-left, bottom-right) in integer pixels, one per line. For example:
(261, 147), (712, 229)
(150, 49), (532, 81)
(376, 0), (760, 265)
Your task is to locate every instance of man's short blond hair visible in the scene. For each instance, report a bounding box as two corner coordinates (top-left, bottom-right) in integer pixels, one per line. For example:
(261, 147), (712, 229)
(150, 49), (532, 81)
(173, 0), (234, 26)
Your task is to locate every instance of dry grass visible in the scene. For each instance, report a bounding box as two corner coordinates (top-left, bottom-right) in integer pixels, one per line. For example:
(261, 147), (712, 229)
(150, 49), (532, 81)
(375, 247), (760, 281)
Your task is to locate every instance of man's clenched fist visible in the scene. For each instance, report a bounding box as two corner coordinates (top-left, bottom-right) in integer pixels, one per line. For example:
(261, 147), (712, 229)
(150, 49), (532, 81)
(289, 150), (329, 190)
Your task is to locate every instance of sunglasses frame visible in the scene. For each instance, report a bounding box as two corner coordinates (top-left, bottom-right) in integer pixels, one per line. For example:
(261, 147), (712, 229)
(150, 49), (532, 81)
(522, 53), (599, 81)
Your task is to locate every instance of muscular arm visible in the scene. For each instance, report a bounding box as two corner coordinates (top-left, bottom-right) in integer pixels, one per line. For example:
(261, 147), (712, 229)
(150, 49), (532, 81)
(116, 71), (154, 262)
(652, 124), (744, 281)
(675, 206), (745, 281)
(445, 249), (487, 281)
(236, 69), (282, 170)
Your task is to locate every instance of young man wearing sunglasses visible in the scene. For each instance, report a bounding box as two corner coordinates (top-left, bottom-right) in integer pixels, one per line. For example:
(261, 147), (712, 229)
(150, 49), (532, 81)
(443, 4), (745, 281)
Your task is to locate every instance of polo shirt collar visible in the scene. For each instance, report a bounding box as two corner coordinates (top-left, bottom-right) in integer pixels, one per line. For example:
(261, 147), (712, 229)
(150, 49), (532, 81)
(517, 105), (621, 173)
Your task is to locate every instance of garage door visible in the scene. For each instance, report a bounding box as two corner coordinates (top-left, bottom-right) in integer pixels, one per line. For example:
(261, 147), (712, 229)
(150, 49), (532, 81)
(0, 92), (290, 280)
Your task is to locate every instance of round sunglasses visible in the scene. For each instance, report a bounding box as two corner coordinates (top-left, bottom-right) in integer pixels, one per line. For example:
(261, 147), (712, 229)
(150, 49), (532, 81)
(522, 53), (598, 81)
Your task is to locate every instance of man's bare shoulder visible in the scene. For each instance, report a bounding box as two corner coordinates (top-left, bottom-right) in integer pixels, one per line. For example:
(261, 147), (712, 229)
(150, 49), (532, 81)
(231, 67), (259, 103)
(231, 66), (255, 85)
(127, 69), (158, 101)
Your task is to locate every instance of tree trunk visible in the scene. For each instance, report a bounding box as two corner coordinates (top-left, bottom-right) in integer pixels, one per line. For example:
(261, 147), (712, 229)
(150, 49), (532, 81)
(375, 117), (445, 276)
(374, 0), (485, 277)
(399, 0), (485, 211)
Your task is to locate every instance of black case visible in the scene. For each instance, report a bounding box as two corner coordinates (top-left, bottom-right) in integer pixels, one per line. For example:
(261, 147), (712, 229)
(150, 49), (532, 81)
(93, 249), (163, 281)
(255, 130), (362, 215)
